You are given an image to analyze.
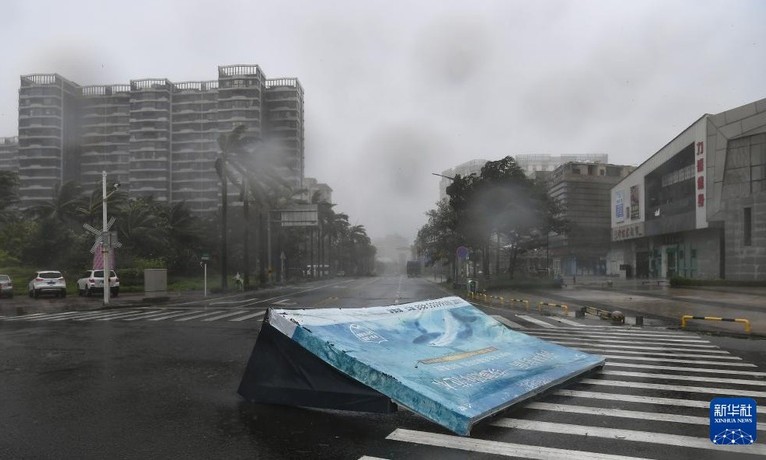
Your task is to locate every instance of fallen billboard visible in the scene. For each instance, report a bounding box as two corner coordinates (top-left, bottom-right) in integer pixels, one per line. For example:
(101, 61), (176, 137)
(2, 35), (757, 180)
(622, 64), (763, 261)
(239, 296), (604, 435)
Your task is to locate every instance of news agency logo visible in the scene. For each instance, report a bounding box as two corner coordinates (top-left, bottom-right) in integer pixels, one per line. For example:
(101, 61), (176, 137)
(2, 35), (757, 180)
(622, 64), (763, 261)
(710, 397), (757, 445)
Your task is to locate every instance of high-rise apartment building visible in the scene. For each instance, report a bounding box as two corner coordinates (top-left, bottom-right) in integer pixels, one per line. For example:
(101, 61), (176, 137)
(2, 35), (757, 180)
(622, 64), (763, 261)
(0, 136), (18, 172)
(14, 65), (304, 214)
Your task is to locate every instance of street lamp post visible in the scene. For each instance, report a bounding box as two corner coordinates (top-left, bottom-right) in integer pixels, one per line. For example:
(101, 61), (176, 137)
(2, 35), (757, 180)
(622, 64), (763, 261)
(102, 171), (111, 306)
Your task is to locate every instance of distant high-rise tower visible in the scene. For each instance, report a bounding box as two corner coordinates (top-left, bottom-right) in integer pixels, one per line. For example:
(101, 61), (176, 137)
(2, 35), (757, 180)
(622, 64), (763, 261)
(14, 65), (305, 214)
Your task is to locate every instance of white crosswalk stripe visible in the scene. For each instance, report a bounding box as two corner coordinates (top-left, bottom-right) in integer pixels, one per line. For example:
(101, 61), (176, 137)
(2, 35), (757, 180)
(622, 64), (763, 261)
(364, 328), (764, 460)
(229, 311), (266, 322)
(516, 314), (558, 328)
(490, 419), (766, 455)
(491, 315), (526, 329)
(201, 310), (249, 321)
(0, 308), (268, 323)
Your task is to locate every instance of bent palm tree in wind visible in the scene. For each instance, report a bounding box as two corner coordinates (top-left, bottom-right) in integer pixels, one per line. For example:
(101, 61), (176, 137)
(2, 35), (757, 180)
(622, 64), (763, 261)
(217, 125), (300, 286)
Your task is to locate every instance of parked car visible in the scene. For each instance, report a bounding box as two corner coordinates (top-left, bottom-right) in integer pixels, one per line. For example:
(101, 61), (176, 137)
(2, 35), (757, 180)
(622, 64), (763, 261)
(28, 271), (67, 298)
(0, 274), (13, 298)
(77, 269), (119, 297)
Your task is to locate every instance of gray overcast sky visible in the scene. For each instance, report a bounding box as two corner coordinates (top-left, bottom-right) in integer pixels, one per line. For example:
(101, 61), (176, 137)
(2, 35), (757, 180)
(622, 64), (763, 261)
(1, 0), (764, 243)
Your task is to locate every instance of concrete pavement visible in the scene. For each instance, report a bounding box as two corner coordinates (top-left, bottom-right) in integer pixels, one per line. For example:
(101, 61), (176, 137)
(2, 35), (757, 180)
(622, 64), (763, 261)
(473, 276), (766, 337)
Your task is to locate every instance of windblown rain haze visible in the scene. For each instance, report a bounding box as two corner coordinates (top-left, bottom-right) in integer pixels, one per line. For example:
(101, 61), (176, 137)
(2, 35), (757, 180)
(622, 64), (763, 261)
(1, 0), (764, 244)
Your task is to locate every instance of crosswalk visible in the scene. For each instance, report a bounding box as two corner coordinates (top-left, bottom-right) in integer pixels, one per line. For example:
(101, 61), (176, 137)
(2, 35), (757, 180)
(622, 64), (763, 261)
(361, 326), (766, 460)
(0, 308), (267, 324)
(2, 310), (602, 327)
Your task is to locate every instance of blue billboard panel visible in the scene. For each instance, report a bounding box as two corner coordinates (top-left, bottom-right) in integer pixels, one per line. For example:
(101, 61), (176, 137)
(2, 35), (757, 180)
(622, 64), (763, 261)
(267, 296), (604, 435)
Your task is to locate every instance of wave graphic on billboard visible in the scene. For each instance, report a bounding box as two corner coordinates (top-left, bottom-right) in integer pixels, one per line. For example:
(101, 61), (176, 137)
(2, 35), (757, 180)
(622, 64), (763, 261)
(240, 296), (604, 435)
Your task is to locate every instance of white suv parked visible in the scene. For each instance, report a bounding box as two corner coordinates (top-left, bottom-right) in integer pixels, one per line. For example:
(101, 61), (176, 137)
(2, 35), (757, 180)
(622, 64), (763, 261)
(77, 269), (119, 297)
(28, 270), (67, 298)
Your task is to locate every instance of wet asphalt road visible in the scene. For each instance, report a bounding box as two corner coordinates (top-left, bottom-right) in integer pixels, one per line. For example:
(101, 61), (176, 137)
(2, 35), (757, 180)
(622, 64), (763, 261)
(1, 276), (764, 459)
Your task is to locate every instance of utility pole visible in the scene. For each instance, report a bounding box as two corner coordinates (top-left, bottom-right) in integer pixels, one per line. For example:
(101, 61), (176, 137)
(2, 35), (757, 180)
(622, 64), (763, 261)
(220, 151), (228, 290)
(102, 171), (110, 306)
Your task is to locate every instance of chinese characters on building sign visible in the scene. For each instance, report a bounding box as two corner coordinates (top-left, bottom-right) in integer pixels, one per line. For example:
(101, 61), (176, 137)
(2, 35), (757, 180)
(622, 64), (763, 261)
(615, 190), (625, 223)
(629, 185), (640, 220)
(612, 222), (645, 241)
(696, 141), (705, 208)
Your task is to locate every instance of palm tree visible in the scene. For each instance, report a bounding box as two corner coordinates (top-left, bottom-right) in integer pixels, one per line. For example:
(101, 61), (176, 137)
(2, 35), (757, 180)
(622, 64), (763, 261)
(27, 180), (85, 223)
(215, 124), (247, 289)
(116, 198), (166, 262)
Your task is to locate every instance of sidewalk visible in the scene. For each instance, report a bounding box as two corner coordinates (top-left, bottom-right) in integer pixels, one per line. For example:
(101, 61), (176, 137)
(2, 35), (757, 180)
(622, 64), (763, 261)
(469, 276), (766, 337)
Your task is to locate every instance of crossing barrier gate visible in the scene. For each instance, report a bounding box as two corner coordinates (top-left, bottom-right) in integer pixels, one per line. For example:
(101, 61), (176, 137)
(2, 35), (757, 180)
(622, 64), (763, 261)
(681, 315), (751, 334)
(538, 301), (569, 316)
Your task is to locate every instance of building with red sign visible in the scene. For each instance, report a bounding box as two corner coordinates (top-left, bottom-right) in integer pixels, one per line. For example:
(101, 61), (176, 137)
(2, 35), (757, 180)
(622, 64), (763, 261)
(608, 98), (766, 281)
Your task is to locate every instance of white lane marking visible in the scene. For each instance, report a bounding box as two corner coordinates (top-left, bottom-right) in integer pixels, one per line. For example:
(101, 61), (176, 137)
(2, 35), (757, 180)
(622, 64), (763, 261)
(537, 336), (722, 350)
(554, 389), (710, 408)
(96, 310), (161, 321)
(50, 310), (124, 321)
(605, 361), (766, 377)
(600, 354), (756, 367)
(229, 311), (266, 322)
(358, 456), (390, 460)
(209, 298), (259, 307)
(122, 310), (181, 321)
(545, 340), (727, 353)
(528, 401), (766, 433)
(516, 315), (557, 328)
(491, 315), (526, 329)
(534, 327), (698, 338)
(551, 317), (584, 327)
(174, 310), (229, 322)
(271, 299), (296, 306)
(524, 402), (707, 427)
(386, 428), (650, 460)
(535, 329), (710, 344)
(202, 310), (249, 322)
(27, 311), (83, 321)
(571, 348), (739, 360)
(491, 419), (766, 455)
(580, 378), (766, 398)
(148, 310), (209, 321)
(74, 310), (145, 321)
(602, 369), (766, 387)
(3, 312), (49, 321)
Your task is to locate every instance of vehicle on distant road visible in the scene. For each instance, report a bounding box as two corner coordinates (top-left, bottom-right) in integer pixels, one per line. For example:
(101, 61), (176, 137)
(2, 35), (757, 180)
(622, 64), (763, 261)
(0, 274), (13, 298)
(77, 269), (119, 297)
(28, 270), (67, 298)
(406, 260), (422, 277)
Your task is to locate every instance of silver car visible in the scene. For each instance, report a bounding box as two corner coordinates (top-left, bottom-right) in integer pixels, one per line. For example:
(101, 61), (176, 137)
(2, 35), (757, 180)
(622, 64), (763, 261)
(0, 274), (13, 298)
(28, 270), (67, 299)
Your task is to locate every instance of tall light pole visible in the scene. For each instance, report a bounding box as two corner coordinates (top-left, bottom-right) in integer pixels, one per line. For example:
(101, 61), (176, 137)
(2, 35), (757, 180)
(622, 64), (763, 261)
(101, 171), (116, 306)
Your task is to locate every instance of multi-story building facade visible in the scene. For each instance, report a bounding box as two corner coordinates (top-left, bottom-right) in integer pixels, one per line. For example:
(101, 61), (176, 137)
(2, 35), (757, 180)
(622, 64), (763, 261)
(301, 177), (333, 204)
(546, 162), (634, 276)
(514, 154), (609, 176)
(0, 136), (18, 172)
(609, 97), (766, 281)
(13, 65), (304, 215)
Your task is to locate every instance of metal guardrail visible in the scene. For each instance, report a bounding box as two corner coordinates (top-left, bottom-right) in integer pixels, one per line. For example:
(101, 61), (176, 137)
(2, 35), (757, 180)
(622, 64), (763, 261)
(681, 315), (751, 333)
